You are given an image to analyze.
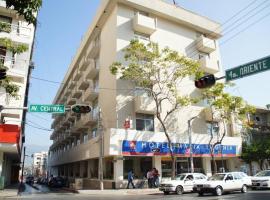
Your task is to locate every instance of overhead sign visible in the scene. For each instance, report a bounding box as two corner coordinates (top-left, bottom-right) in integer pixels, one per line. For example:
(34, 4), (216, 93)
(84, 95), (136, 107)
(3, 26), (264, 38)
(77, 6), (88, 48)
(29, 104), (65, 113)
(225, 55), (270, 81)
(122, 140), (237, 157)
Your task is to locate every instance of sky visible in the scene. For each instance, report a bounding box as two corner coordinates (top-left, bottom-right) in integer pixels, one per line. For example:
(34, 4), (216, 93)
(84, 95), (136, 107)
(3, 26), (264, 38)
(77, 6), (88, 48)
(24, 0), (270, 164)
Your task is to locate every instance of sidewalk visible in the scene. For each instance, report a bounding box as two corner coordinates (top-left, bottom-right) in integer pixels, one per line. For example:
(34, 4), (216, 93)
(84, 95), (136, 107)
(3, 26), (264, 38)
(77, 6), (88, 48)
(0, 184), (19, 198)
(78, 188), (162, 195)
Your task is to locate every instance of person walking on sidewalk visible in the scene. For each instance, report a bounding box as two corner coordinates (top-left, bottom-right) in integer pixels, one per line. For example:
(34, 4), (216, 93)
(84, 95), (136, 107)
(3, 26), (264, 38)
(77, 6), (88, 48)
(127, 170), (135, 189)
(147, 169), (153, 188)
(153, 168), (160, 188)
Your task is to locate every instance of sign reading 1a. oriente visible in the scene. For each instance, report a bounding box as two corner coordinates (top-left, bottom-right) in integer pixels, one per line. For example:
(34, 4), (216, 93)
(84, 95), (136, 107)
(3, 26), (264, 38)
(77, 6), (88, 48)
(29, 104), (65, 113)
(225, 55), (270, 81)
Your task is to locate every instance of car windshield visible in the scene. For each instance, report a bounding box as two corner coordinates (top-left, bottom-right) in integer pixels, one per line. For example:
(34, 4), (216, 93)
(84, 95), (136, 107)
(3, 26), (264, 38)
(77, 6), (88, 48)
(255, 171), (270, 177)
(175, 174), (186, 180)
(208, 174), (225, 181)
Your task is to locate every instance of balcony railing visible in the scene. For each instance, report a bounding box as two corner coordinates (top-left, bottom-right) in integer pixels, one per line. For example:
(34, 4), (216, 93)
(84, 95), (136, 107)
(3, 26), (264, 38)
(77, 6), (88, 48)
(196, 35), (216, 54)
(133, 12), (156, 35)
(134, 96), (156, 114)
(0, 21), (31, 38)
(86, 36), (100, 59)
(199, 55), (219, 74)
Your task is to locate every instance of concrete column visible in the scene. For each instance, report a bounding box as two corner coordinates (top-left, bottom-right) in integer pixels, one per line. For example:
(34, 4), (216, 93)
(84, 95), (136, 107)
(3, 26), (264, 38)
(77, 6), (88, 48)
(79, 161), (84, 178)
(202, 157), (212, 177)
(152, 156), (162, 179)
(87, 160), (91, 178)
(114, 157), (123, 188)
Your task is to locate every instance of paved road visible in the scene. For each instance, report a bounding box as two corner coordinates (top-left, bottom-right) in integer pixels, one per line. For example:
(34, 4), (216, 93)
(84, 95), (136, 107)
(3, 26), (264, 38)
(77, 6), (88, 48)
(8, 186), (270, 200)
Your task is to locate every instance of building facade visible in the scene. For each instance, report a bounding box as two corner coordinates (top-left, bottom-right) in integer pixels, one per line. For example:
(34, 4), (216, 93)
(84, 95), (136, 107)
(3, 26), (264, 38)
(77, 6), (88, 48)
(49, 0), (243, 189)
(0, 2), (36, 187)
(33, 151), (48, 177)
(241, 106), (270, 175)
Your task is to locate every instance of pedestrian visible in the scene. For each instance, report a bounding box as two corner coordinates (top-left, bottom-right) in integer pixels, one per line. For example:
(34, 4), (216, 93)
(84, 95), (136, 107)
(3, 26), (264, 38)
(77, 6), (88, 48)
(127, 170), (135, 189)
(152, 168), (160, 188)
(146, 169), (153, 188)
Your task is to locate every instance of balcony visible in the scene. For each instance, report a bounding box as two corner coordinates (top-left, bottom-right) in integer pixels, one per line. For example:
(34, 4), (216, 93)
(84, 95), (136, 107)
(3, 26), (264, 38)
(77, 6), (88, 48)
(67, 97), (76, 106)
(73, 70), (82, 81)
(0, 21), (32, 42)
(64, 88), (71, 97)
(68, 81), (75, 90)
(78, 57), (92, 72)
(134, 96), (156, 114)
(78, 72), (91, 90)
(199, 56), (219, 74)
(133, 12), (156, 35)
(83, 83), (99, 103)
(71, 85), (82, 99)
(196, 35), (216, 54)
(85, 59), (99, 80)
(87, 36), (100, 59)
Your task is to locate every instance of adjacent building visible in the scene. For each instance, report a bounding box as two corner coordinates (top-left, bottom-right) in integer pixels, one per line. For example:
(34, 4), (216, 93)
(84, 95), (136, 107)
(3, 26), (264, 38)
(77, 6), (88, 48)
(33, 151), (48, 177)
(0, 2), (36, 187)
(49, 0), (243, 189)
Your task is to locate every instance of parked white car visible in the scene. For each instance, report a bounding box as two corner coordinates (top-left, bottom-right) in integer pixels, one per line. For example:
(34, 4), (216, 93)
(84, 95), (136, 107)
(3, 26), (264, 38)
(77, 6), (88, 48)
(235, 172), (252, 186)
(159, 173), (207, 195)
(251, 170), (270, 189)
(195, 172), (248, 196)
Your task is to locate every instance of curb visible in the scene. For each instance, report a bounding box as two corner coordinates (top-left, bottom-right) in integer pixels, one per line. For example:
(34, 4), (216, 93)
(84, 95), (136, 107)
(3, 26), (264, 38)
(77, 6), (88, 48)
(61, 187), (79, 193)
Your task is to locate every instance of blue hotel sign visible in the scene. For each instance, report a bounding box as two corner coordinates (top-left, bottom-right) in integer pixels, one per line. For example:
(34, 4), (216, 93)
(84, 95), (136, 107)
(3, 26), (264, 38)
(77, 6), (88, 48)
(122, 140), (237, 157)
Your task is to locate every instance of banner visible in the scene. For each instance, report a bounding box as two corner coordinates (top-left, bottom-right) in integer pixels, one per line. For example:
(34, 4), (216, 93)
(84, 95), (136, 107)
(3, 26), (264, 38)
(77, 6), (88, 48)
(122, 140), (237, 157)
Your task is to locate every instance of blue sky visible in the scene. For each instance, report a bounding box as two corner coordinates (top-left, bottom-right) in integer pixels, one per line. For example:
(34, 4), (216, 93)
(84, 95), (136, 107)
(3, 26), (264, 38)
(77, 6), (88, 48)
(24, 0), (270, 161)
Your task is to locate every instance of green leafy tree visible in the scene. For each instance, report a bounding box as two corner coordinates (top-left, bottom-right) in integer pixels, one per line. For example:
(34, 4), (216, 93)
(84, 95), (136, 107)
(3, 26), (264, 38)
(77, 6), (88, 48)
(201, 83), (255, 173)
(6, 0), (42, 25)
(110, 40), (200, 178)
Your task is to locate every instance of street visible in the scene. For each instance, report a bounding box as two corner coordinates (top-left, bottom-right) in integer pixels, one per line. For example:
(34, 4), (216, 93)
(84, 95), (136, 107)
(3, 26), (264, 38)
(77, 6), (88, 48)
(2, 184), (270, 200)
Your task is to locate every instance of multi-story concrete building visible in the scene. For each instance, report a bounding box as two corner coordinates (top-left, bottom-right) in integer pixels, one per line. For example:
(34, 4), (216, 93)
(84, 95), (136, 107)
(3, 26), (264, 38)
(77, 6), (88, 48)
(241, 106), (270, 175)
(33, 151), (48, 177)
(0, 2), (36, 187)
(49, 0), (243, 189)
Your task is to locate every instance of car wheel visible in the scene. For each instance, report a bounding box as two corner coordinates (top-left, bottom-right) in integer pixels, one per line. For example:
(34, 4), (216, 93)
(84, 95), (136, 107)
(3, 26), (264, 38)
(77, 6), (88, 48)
(198, 191), (204, 196)
(176, 185), (183, 195)
(163, 191), (169, 195)
(241, 185), (247, 193)
(215, 186), (223, 196)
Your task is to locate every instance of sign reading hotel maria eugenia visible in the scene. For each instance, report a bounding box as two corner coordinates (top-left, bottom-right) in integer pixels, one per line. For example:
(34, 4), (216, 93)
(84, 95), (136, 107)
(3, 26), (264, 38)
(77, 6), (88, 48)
(122, 140), (237, 157)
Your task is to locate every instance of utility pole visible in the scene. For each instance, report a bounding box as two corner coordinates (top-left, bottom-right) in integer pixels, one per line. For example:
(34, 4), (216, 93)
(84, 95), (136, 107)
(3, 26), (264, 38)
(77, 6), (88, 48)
(188, 116), (197, 173)
(98, 108), (104, 190)
(18, 146), (26, 194)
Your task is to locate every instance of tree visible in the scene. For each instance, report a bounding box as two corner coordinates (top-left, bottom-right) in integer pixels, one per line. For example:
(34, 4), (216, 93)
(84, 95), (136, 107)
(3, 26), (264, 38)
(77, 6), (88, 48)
(201, 83), (255, 173)
(242, 137), (270, 174)
(5, 0), (42, 25)
(110, 40), (200, 178)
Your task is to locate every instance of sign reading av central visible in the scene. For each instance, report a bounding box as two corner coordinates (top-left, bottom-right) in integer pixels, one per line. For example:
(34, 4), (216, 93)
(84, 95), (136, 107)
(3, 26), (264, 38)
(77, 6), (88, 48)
(225, 55), (270, 81)
(29, 104), (65, 113)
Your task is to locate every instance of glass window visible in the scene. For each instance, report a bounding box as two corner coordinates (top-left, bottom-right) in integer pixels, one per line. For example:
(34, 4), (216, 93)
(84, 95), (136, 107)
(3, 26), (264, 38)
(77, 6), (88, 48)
(0, 15), (12, 24)
(206, 121), (219, 135)
(103, 158), (114, 180)
(161, 161), (172, 178)
(92, 128), (98, 138)
(83, 133), (88, 143)
(136, 113), (154, 131)
(233, 173), (242, 180)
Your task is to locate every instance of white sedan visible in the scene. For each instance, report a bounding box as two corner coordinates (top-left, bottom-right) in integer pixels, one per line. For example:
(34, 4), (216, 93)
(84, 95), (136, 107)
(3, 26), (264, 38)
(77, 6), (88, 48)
(251, 170), (270, 189)
(195, 172), (248, 196)
(159, 173), (207, 195)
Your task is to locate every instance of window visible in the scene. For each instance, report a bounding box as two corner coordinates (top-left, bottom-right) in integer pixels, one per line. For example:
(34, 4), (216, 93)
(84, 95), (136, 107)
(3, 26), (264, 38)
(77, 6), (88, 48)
(83, 133), (88, 143)
(0, 15), (12, 24)
(136, 113), (154, 131)
(92, 128), (98, 138)
(206, 121), (219, 135)
(134, 32), (150, 42)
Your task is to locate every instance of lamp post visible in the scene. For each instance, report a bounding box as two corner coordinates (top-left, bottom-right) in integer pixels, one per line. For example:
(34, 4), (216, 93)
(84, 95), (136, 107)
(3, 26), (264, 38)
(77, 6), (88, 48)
(188, 116), (197, 173)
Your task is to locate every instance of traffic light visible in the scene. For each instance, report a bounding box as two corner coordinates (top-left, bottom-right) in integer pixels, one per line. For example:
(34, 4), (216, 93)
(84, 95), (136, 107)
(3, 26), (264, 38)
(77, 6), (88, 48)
(0, 68), (7, 80)
(71, 104), (91, 113)
(195, 74), (216, 89)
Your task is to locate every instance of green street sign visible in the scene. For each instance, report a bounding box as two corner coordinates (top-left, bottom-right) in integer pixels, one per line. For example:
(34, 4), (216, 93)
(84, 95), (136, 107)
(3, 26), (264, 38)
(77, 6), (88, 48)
(226, 55), (270, 81)
(29, 104), (65, 113)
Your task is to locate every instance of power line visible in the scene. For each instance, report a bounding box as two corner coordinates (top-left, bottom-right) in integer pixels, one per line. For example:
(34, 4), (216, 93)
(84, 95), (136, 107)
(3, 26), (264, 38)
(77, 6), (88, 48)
(220, 10), (270, 46)
(25, 122), (52, 132)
